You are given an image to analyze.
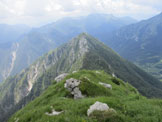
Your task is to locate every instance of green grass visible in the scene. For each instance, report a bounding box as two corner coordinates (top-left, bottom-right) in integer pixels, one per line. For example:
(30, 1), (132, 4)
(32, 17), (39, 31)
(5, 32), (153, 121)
(9, 70), (162, 122)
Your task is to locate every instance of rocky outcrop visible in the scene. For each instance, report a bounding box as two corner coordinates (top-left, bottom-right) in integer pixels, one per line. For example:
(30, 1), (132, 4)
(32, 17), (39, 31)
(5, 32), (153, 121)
(87, 101), (109, 116)
(64, 78), (84, 99)
(55, 73), (69, 83)
(99, 82), (112, 89)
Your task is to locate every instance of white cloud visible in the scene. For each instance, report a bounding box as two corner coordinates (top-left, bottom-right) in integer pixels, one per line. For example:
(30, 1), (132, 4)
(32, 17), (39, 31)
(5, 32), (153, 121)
(0, 0), (161, 26)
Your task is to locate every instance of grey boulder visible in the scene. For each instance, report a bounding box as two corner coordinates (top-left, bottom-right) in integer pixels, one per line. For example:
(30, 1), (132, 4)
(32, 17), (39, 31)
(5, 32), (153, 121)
(99, 82), (112, 89)
(87, 101), (109, 116)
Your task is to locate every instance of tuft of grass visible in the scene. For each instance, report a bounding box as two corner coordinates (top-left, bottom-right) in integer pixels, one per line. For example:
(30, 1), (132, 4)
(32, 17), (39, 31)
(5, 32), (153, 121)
(79, 77), (112, 97)
(89, 109), (123, 122)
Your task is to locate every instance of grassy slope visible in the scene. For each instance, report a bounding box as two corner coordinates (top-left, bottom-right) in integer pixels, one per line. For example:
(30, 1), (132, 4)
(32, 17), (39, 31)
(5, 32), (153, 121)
(9, 70), (162, 122)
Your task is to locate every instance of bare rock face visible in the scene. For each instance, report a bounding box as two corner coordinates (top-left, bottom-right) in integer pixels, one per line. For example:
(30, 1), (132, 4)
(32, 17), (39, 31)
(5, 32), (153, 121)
(64, 78), (84, 99)
(99, 82), (112, 89)
(87, 101), (109, 116)
(55, 73), (69, 83)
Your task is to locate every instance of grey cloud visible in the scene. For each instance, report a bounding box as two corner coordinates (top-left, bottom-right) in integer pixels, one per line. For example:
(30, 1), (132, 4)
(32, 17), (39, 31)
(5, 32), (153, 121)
(0, 0), (161, 26)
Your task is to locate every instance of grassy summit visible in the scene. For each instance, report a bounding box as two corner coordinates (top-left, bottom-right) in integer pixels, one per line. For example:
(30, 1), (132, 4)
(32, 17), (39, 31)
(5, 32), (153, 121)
(9, 70), (162, 122)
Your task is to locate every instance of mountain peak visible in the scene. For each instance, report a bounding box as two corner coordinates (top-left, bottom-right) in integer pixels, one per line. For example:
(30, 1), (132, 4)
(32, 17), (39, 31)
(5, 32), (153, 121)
(69, 33), (91, 55)
(77, 32), (91, 39)
(70, 32), (102, 54)
(70, 32), (91, 46)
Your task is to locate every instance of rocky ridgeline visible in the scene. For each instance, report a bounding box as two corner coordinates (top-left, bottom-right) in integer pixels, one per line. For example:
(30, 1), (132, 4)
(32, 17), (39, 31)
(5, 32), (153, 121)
(48, 73), (115, 118)
(55, 72), (113, 100)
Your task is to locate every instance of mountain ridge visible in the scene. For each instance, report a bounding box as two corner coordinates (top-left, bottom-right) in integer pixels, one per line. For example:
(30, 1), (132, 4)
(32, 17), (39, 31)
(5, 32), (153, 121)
(0, 13), (136, 82)
(1, 33), (162, 121)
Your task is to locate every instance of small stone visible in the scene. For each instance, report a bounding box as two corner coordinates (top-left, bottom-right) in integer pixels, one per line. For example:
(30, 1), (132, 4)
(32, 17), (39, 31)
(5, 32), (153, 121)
(112, 72), (116, 78)
(55, 73), (69, 83)
(96, 71), (101, 74)
(99, 82), (112, 89)
(45, 109), (63, 116)
(72, 71), (77, 73)
(87, 101), (109, 116)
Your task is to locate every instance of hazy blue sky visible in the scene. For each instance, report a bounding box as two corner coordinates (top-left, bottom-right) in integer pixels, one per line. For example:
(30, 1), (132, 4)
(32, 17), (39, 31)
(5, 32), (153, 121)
(0, 0), (161, 26)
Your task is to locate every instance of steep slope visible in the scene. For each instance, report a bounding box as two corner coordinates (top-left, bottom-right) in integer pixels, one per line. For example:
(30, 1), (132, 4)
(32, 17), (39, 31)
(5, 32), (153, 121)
(0, 13), (136, 82)
(9, 70), (162, 122)
(0, 24), (31, 82)
(1, 33), (162, 121)
(107, 12), (162, 81)
(0, 33), (91, 121)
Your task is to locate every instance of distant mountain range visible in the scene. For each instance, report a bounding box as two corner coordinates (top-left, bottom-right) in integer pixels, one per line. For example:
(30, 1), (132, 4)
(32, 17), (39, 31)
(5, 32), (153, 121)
(0, 13), (136, 82)
(106, 12), (162, 81)
(1, 33), (162, 122)
(0, 24), (31, 44)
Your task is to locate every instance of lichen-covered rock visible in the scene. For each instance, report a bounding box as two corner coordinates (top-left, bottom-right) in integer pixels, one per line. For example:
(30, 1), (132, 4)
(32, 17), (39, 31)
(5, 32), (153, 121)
(55, 73), (69, 83)
(64, 78), (84, 99)
(87, 101), (109, 116)
(99, 82), (112, 89)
